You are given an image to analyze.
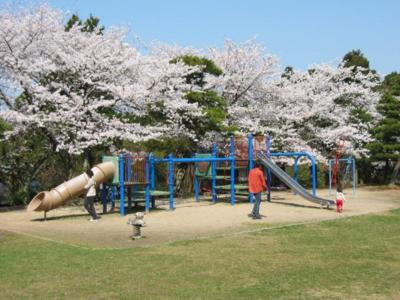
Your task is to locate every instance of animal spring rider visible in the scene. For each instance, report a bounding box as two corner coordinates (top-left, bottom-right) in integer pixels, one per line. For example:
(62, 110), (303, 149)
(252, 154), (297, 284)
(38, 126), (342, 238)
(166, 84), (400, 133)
(127, 212), (146, 240)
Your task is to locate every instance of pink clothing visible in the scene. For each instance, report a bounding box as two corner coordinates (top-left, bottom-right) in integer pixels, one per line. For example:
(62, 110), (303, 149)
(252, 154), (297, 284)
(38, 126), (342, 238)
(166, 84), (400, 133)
(336, 199), (343, 212)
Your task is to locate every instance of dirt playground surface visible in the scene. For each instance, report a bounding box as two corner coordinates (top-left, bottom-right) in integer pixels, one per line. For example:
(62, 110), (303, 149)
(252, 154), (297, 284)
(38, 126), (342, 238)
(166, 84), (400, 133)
(0, 186), (399, 248)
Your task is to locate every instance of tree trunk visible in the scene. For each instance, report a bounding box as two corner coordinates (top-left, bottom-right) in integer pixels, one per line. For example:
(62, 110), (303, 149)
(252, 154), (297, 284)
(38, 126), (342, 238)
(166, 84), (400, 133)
(83, 148), (95, 169)
(181, 164), (194, 197)
(174, 164), (194, 198)
(390, 158), (400, 184)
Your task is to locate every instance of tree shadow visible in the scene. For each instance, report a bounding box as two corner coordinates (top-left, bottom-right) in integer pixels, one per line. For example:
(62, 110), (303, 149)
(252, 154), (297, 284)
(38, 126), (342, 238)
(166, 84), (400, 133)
(0, 205), (26, 212)
(31, 213), (89, 222)
(106, 205), (168, 215)
(271, 200), (327, 210)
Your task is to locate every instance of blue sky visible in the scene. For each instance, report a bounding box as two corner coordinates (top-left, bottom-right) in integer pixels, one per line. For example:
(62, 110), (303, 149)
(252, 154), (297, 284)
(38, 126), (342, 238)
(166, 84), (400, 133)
(25, 0), (400, 74)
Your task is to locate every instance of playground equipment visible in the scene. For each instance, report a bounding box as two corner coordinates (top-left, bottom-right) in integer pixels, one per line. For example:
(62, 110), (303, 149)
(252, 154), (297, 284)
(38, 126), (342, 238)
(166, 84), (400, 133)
(151, 137), (236, 210)
(150, 134), (331, 210)
(127, 212), (146, 240)
(27, 161), (115, 217)
(237, 134), (271, 202)
(27, 134), (336, 217)
(328, 157), (356, 195)
(327, 138), (356, 195)
(101, 154), (152, 216)
(270, 152), (319, 196)
(257, 152), (336, 208)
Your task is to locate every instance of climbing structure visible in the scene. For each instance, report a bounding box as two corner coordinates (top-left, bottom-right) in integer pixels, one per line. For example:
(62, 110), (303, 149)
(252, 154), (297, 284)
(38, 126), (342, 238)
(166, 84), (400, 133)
(332, 138), (345, 188)
(328, 138), (357, 195)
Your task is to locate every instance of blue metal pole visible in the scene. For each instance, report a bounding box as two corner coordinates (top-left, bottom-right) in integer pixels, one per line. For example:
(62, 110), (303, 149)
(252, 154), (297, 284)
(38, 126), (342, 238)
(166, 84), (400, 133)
(111, 185), (116, 211)
(127, 155), (132, 210)
(168, 154), (174, 210)
(266, 135), (272, 202)
(311, 158), (316, 197)
(119, 154), (125, 216)
(127, 155), (132, 181)
(194, 173), (199, 201)
(294, 156), (300, 182)
(153, 157), (234, 163)
(194, 153), (199, 201)
(212, 144), (217, 202)
(248, 134), (254, 203)
(101, 184), (107, 214)
(150, 153), (155, 190)
(292, 156), (300, 196)
(230, 135), (235, 205)
(145, 155), (151, 212)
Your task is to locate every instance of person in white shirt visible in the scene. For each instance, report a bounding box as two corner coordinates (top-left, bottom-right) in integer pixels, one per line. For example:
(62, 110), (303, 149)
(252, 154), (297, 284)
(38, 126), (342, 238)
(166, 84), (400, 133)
(336, 184), (345, 213)
(84, 169), (99, 221)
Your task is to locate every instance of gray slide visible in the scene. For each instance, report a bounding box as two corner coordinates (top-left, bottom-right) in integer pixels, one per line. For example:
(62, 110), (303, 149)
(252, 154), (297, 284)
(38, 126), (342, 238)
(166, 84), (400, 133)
(257, 153), (335, 208)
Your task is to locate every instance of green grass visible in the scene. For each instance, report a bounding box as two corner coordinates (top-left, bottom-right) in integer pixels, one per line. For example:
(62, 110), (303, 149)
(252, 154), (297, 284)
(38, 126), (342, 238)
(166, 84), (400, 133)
(1, 210), (400, 299)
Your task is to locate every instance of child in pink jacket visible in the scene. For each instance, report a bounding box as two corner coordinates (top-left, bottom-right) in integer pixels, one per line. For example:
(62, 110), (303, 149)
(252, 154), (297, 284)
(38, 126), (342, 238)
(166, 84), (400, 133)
(336, 185), (345, 213)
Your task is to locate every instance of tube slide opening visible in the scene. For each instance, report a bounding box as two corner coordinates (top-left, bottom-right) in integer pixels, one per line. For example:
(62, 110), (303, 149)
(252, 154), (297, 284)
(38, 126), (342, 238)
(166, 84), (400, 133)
(27, 192), (45, 212)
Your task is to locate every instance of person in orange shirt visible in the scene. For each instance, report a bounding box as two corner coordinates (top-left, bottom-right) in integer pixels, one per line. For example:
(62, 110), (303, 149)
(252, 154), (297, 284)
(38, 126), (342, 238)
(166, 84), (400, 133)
(248, 162), (267, 219)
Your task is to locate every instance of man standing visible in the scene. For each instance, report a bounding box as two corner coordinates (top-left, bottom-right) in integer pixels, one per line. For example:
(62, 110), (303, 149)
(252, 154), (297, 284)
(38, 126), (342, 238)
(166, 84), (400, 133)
(248, 162), (267, 219)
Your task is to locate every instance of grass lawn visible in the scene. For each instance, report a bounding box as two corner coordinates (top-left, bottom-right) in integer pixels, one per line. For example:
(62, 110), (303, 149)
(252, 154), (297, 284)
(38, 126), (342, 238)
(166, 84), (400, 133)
(1, 210), (400, 299)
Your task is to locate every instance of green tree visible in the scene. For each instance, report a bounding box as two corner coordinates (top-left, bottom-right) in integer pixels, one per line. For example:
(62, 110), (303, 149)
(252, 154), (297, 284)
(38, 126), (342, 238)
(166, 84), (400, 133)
(341, 49), (378, 81)
(0, 14), (108, 205)
(380, 72), (400, 96)
(0, 118), (11, 135)
(282, 66), (294, 79)
(0, 128), (57, 204)
(368, 93), (400, 183)
(175, 55), (230, 137)
(65, 14), (104, 33)
(342, 49), (370, 69)
(142, 55), (231, 156)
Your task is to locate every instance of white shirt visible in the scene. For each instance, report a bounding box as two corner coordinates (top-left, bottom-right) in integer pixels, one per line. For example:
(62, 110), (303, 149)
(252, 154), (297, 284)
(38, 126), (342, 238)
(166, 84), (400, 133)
(84, 178), (96, 197)
(336, 192), (345, 201)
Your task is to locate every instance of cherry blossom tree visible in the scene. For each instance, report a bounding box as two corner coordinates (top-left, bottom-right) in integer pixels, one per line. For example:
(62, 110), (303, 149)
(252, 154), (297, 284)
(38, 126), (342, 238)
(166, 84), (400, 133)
(0, 5), (202, 155)
(205, 40), (380, 159)
(206, 39), (281, 134)
(0, 5), (381, 161)
(271, 64), (380, 159)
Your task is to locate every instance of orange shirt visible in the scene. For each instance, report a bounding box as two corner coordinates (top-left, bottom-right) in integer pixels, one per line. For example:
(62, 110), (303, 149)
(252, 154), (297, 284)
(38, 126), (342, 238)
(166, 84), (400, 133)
(248, 168), (267, 193)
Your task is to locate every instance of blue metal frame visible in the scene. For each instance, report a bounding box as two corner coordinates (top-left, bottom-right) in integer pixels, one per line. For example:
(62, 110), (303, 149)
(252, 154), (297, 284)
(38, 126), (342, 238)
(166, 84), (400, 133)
(270, 152), (318, 197)
(99, 154), (152, 216)
(212, 144), (217, 202)
(168, 154), (174, 210)
(119, 154), (125, 216)
(248, 134), (254, 203)
(229, 136), (235, 206)
(145, 155), (151, 212)
(266, 135), (272, 201)
(127, 154), (132, 210)
(101, 184), (107, 213)
(328, 157), (356, 195)
(154, 157), (236, 164)
(102, 134), (331, 216)
(194, 152), (200, 201)
(150, 153), (156, 190)
(294, 156), (300, 182)
(152, 154), (236, 210)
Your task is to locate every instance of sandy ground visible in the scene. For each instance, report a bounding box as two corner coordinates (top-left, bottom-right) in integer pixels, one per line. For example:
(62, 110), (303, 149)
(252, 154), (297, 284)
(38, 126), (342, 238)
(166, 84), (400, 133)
(0, 186), (399, 248)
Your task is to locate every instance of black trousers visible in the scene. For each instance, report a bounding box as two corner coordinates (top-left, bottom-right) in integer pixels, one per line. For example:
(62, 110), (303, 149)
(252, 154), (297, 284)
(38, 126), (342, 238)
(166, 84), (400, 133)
(84, 196), (98, 219)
